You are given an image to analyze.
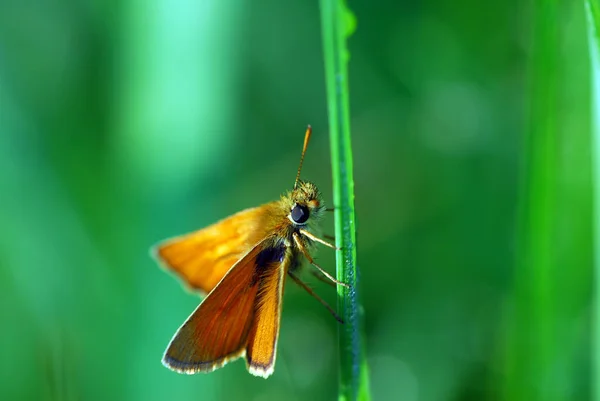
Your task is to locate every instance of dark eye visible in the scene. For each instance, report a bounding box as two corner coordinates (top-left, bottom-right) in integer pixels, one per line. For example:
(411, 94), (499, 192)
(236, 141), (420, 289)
(291, 204), (309, 224)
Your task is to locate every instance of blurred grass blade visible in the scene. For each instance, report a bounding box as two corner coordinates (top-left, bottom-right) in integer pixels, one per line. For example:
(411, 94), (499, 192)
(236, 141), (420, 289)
(319, 1), (370, 401)
(585, 1), (600, 399)
(501, 1), (593, 400)
(502, 0), (559, 400)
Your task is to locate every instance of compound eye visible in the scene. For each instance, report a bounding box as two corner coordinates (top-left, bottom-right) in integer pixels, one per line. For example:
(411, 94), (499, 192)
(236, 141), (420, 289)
(291, 204), (309, 224)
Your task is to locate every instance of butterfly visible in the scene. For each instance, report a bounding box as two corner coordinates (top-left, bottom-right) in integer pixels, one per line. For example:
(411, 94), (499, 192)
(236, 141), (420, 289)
(153, 126), (346, 378)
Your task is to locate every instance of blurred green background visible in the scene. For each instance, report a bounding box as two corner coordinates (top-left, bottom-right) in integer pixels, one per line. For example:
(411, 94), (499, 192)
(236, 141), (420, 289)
(0, 1), (593, 400)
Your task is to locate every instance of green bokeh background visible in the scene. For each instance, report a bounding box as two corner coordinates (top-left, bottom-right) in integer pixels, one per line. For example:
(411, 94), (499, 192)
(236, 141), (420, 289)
(0, 1), (593, 401)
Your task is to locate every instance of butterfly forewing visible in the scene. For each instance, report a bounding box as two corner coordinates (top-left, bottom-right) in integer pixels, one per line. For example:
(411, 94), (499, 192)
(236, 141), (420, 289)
(155, 204), (279, 293)
(163, 239), (270, 373)
(245, 246), (291, 377)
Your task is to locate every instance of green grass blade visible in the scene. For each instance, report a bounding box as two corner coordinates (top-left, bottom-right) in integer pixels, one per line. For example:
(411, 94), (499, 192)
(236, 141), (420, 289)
(501, 1), (592, 400)
(502, 0), (559, 400)
(319, 1), (370, 401)
(585, 1), (600, 400)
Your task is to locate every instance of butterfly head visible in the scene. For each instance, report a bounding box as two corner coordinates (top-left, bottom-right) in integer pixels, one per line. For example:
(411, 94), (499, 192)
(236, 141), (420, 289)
(284, 180), (324, 227)
(284, 126), (325, 231)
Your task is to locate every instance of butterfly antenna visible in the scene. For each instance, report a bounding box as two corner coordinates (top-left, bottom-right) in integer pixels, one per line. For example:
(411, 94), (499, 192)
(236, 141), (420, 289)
(294, 125), (312, 189)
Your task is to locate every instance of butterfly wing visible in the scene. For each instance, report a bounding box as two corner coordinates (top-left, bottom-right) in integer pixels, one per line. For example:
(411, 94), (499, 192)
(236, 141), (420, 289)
(245, 246), (292, 378)
(154, 203), (280, 294)
(162, 238), (269, 373)
(162, 240), (292, 377)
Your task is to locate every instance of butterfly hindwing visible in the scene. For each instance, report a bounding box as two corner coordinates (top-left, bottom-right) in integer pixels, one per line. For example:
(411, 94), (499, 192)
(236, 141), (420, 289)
(154, 203), (282, 294)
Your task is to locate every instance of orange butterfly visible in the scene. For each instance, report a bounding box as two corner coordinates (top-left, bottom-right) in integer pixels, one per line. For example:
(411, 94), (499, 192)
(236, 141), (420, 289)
(153, 126), (346, 378)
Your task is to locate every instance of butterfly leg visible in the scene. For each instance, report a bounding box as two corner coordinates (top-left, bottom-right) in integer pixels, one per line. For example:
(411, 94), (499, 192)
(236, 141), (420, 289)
(292, 232), (349, 288)
(310, 269), (336, 288)
(299, 229), (340, 250)
(288, 271), (343, 323)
